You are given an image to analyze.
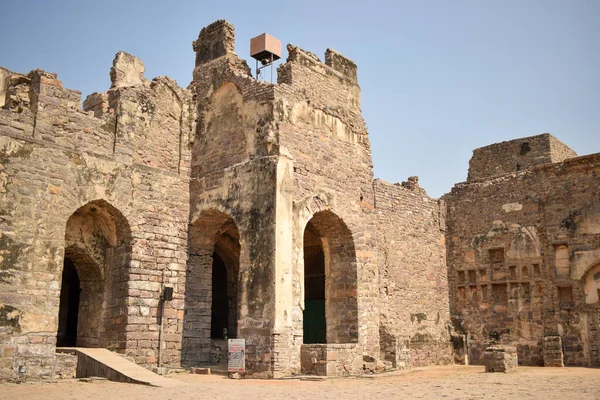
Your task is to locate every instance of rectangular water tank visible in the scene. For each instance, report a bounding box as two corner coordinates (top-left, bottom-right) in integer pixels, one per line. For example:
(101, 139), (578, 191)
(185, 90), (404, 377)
(250, 33), (281, 62)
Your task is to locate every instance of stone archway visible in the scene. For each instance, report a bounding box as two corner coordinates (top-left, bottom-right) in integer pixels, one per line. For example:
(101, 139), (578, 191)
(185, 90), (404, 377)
(57, 200), (131, 350)
(183, 209), (241, 366)
(302, 210), (358, 344)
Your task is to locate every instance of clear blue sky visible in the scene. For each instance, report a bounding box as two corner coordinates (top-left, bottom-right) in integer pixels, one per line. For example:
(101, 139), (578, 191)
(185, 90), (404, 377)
(1, 0), (598, 197)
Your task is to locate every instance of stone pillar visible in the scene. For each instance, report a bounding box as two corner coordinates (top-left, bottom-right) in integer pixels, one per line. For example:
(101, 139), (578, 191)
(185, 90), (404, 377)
(542, 336), (564, 367)
(271, 156), (295, 377)
(192, 20), (235, 66)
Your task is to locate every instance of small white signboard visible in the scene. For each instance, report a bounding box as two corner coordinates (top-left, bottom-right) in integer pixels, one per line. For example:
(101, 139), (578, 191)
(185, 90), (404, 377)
(228, 338), (245, 374)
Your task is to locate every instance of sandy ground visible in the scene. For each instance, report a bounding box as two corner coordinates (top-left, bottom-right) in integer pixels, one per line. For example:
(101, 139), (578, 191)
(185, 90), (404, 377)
(1, 365), (599, 400)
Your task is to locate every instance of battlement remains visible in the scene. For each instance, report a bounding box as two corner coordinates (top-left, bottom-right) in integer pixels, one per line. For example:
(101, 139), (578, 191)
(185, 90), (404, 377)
(467, 133), (578, 181)
(276, 44), (364, 137)
(110, 51), (149, 89)
(278, 44), (359, 87)
(325, 48), (358, 83)
(84, 51), (151, 117)
(1, 51), (193, 174)
(193, 19), (236, 66)
(1, 67), (81, 113)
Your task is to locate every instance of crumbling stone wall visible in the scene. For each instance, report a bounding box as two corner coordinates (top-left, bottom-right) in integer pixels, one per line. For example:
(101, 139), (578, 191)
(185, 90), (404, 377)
(467, 133), (577, 182)
(0, 54), (191, 380)
(446, 134), (600, 367)
(374, 178), (453, 368)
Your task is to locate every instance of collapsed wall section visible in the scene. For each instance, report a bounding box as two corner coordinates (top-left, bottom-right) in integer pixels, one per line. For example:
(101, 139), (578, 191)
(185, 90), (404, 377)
(374, 178), (453, 368)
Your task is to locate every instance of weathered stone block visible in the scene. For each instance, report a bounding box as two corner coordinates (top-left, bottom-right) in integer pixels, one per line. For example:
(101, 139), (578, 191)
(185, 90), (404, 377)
(55, 353), (77, 379)
(484, 346), (517, 373)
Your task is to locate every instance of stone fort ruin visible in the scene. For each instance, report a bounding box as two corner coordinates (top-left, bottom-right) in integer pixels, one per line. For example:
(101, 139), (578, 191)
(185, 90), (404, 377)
(0, 20), (598, 381)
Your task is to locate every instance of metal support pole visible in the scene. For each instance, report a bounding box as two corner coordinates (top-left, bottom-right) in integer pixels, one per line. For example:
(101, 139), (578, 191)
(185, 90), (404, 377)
(157, 297), (164, 369)
(270, 53), (274, 83)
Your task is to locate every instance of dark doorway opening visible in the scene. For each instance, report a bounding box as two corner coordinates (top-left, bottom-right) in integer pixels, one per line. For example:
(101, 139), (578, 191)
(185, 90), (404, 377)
(302, 211), (358, 345)
(57, 258), (81, 347)
(183, 210), (241, 366)
(303, 223), (326, 344)
(210, 252), (229, 339)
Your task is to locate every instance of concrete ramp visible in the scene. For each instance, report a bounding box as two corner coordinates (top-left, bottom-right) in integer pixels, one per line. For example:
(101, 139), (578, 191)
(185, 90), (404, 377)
(57, 348), (184, 387)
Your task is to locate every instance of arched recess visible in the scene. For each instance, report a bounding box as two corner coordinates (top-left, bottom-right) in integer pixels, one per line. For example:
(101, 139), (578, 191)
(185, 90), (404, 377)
(583, 263), (600, 305)
(582, 262), (600, 366)
(57, 200), (132, 349)
(303, 210), (358, 344)
(183, 209), (241, 366)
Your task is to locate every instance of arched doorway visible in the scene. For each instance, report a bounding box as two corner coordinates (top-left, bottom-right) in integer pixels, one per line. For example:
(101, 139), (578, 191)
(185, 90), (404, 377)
(183, 210), (240, 366)
(56, 200), (131, 349)
(302, 210), (358, 344)
(303, 223), (326, 343)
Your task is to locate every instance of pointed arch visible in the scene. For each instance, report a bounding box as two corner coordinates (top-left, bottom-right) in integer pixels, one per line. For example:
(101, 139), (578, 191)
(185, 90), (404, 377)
(582, 263), (600, 305)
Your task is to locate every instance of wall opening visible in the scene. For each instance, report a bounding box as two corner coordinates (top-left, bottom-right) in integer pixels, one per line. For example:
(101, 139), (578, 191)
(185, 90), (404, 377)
(302, 210), (358, 344)
(57, 258), (80, 347)
(468, 270), (476, 283)
(480, 268), (488, 282)
(303, 224), (326, 343)
(57, 200), (131, 350)
(183, 210), (240, 366)
(210, 252), (230, 339)
(492, 283), (508, 305)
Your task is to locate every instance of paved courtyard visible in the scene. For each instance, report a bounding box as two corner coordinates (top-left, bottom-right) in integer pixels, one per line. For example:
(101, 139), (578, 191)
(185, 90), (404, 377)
(1, 365), (600, 400)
